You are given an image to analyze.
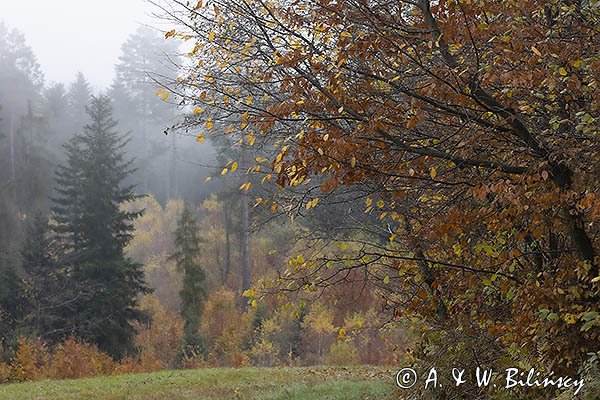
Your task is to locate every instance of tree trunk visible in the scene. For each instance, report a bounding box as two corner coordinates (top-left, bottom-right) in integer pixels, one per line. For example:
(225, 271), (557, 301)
(9, 113), (15, 183)
(404, 217), (447, 323)
(240, 146), (250, 303)
(168, 130), (177, 199)
(224, 206), (232, 284)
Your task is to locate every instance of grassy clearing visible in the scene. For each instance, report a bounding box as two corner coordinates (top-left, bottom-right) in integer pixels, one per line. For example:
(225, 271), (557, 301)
(0, 366), (400, 400)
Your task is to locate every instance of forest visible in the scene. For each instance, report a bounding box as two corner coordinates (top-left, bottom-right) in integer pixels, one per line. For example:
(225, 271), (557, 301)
(1, 0), (599, 399)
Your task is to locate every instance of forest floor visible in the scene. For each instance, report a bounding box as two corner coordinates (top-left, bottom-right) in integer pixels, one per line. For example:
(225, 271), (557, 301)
(0, 366), (400, 399)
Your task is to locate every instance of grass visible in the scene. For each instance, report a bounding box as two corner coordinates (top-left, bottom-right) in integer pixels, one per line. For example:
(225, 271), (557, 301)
(0, 366), (400, 400)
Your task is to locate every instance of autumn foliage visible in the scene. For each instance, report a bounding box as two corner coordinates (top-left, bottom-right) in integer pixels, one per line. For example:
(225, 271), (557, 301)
(161, 0), (600, 377)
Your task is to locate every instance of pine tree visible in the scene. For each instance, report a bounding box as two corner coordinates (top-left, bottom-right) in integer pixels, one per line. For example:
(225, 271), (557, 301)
(52, 95), (148, 359)
(171, 204), (207, 355)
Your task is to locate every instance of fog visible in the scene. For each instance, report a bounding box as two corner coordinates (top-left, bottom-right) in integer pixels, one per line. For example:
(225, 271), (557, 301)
(1, 0), (156, 89)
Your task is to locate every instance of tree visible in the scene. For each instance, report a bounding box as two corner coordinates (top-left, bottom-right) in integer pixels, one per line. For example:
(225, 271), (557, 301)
(18, 212), (76, 343)
(114, 26), (180, 201)
(163, 0), (600, 375)
(0, 262), (20, 355)
(66, 72), (92, 134)
(170, 203), (207, 355)
(52, 95), (148, 359)
(0, 23), (46, 255)
(44, 82), (71, 153)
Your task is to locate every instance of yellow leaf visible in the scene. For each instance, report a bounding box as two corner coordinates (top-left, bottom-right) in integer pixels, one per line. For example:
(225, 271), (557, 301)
(196, 134), (205, 143)
(317, 148), (324, 156)
(246, 96), (253, 106)
(558, 67), (568, 76)
(383, 276), (390, 284)
(162, 92), (169, 101)
(430, 167), (437, 179)
(195, 0), (203, 9)
(206, 118), (213, 130)
(221, 168), (228, 175)
(531, 46), (542, 57)
(231, 161), (238, 172)
(255, 157), (268, 163)
(208, 30), (215, 42)
(204, 176), (212, 182)
(564, 314), (578, 325)
(351, 156), (356, 167)
(323, 133), (329, 141)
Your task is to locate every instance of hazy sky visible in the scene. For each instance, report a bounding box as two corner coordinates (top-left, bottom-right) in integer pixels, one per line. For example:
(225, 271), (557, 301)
(1, 0), (163, 91)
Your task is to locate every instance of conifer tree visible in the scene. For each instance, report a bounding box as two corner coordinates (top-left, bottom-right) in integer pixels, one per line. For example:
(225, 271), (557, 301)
(66, 72), (91, 134)
(18, 212), (77, 343)
(52, 95), (148, 358)
(171, 204), (207, 355)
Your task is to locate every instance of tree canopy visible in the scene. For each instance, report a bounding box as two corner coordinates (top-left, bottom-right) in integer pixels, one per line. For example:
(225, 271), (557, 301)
(163, 0), (600, 369)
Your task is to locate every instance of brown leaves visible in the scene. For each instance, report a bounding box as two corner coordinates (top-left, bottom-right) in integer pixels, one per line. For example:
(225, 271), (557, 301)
(168, 0), (600, 369)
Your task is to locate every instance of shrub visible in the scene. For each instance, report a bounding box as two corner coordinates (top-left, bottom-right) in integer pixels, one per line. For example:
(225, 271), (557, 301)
(0, 362), (11, 383)
(46, 337), (115, 379)
(326, 341), (360, 366)
(10, 338), (48, 382)
(201, 289), (252, 366)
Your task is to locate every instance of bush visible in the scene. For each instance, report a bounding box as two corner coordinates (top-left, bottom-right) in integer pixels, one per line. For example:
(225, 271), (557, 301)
(201, 289), (252, 367)
(0, 362), (11, 383)
(46, 337), (115, 379)
(326, 341), (360, 366)
(10, 338), (47, 382)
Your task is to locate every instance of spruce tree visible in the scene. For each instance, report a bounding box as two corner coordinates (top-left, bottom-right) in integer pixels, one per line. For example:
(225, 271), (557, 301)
(52, 95), (148, 358)
(171, 204), (207, 355)
(18, 212), (77, 343)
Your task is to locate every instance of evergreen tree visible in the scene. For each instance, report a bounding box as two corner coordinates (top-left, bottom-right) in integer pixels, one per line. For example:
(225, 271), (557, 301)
(66, 72), (92, 134)
(18, 212), (76, 343)
(171, 204), (207, 355)
(0, 262), (19, 355)
(44, 82), (71, 151)
(0, 23), (47, 258)
(52, 95), (148, 358)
